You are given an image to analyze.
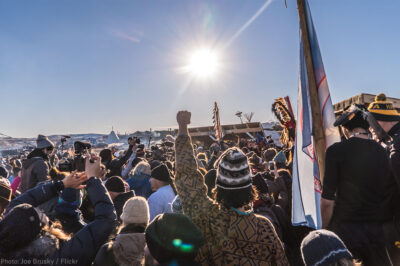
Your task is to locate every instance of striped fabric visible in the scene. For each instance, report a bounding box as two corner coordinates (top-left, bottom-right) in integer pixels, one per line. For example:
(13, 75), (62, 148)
(216, 148), (252, 190)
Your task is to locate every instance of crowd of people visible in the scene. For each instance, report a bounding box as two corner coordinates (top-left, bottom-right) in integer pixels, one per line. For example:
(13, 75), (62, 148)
(0, 92), (399, 265)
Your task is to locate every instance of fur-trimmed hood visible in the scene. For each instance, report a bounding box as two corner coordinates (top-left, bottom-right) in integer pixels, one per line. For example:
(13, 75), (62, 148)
(8, 232), (59, 260)
(112, 232), (146, 266)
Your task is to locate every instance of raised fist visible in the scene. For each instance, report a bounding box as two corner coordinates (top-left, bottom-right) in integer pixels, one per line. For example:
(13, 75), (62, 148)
(177, 110), (191, 126)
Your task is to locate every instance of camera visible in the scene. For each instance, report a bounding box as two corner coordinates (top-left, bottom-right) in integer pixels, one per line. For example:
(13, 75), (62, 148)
(57, 141), (92, 172)
(268, 161), (275, 169)
(128, 137), (141, 144)
(73, 141), (92, 171)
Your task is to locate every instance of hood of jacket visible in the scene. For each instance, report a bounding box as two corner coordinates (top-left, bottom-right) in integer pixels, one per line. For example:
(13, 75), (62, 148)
(8, 232), (59, 260)
(112, 232), (146, 266)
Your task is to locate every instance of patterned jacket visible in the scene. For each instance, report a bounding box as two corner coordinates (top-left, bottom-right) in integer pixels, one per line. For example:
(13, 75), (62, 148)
(175, 135), (289, 265)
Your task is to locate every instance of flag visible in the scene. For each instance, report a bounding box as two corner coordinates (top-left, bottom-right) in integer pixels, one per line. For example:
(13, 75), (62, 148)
(292, 0), (341, 229)
(213, 102), (223, 141)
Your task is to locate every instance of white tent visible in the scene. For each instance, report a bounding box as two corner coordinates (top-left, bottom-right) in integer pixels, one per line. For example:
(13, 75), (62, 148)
(105, 130), (120, 144)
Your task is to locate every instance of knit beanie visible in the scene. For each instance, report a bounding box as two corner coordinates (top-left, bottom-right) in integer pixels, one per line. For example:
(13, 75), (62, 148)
(150, 160), (161, 170)
(171, 195), (183, 214)
(368, 93), (400, 121)
(105, 176), (125, 193)
(301, 229), (353, 266)
(151, 164), (171, 183)
(55, 188), (82, 216)
(0, 204), (45, 253)
(0, 166), (8, 179)
(36, 134), (55, 149)
(0, 183), (12, 204)
(273, 150), (287, 164)
(216, 147), (252, 190)
(145, 213), (205, 264)
(120, 196), (149, 225)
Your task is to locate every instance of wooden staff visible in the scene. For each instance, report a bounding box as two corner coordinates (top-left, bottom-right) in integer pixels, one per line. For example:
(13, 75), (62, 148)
(297, 0), (327, 183)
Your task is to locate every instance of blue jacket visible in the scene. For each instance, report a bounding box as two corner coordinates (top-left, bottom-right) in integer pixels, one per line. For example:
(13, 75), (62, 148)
(6, 178), (117, 266)
(127, 173), (152, 199)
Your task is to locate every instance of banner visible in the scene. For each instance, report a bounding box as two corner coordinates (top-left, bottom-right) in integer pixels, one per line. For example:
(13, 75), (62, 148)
(292, 0), (341, 229)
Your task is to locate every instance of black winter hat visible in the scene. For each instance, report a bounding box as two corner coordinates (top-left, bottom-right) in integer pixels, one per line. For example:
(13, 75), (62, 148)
(151, 164), (171, 183)
(0, 183), (12, 204)
(0, 204), (44, 253)
(0, 166), (8, 179)
(105, 176), (125, 193)
(150, 160), (161, 170)
(145, 213), (205, 264)
(301, 229), (353, 266)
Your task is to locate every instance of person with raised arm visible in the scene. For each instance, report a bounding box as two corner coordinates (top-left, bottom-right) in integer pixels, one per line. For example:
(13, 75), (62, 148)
(174, 110), (288, 265)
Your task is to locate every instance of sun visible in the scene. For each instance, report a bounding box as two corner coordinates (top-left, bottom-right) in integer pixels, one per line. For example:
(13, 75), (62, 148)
(187, 49), (220, 78)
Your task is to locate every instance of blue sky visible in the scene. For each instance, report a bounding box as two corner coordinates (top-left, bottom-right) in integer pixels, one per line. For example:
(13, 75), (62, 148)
(1, 0), (400, 138)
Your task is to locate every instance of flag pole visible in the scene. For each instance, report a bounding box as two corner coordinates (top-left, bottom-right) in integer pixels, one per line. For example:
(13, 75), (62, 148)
(297, 0), (326, 183)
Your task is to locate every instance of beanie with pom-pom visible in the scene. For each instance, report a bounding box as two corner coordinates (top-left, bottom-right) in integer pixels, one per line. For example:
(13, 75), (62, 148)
(368, 93), (400, 121)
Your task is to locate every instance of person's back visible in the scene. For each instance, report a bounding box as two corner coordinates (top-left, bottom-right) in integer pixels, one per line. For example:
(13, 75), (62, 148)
(174, 110), (288, 265)
(321, 104), (393, 265)
(20, 153), (49, 193)
(323, 137), (391, 223)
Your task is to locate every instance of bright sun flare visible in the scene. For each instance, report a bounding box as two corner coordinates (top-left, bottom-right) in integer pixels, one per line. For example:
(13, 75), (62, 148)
(187, 49), (219, 78)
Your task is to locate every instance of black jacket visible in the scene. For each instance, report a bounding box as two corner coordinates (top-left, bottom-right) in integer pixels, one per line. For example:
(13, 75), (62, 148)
(6, 178), (117, 266)
(389, 123), (400, 190)
(106, 148), (134, 178)
(20, 149), (50, 193)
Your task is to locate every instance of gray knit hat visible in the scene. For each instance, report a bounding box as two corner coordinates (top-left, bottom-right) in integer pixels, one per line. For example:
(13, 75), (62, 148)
(36, 135), (54, 149)
(301, 229), (353, 266)
(216, 147), (252, 190)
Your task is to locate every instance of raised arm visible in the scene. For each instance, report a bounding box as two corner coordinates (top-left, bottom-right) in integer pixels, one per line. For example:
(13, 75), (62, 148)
(174, 111), (216, 225)
(6, 171), (88, 214)
(56, 157), (117, 265)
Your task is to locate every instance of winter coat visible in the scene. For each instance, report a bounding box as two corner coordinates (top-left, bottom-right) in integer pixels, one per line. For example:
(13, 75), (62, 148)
(127, 173), (152, 199)
(389, 123), (400, 191)
(5, 178), (117, 265)
(147, 185), (175, 221)
(114, 190), (135, 221)
(93, 226), (146, 266)
(174, 135), (289, 265)
(20, 150), (50, 193)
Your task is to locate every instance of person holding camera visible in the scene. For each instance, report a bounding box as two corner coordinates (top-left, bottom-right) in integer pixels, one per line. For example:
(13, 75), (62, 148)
(0, 156), (117, 265)
(20, 135), (55, 193)
(100, 138), (136, 179)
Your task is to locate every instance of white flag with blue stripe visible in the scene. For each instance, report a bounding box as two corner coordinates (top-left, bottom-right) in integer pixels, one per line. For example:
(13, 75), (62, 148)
(292, 0), (341, 229)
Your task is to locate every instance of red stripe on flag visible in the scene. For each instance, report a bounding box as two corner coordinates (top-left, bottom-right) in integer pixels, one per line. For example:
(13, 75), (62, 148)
(317, 74), (326, 91)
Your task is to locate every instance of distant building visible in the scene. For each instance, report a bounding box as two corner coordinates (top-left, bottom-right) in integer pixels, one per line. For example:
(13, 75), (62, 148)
(334, 93), (400, 115)
(105, 130), (120, 144)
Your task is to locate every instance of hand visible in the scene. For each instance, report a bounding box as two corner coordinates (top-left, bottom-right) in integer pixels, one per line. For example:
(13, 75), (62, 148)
(132, 144), (138, 151)
(85, 156), (102, 178)
(62, 170), (88, 189)
(177, 111), (191, 126)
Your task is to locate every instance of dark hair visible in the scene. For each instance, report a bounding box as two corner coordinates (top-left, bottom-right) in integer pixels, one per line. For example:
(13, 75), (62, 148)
(212, 185), (258, 209)
(263, 148), (277, 162)
(99, 149), (113, 163)
(342, 113), (370, 131)
(49, 167), (68, 181)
